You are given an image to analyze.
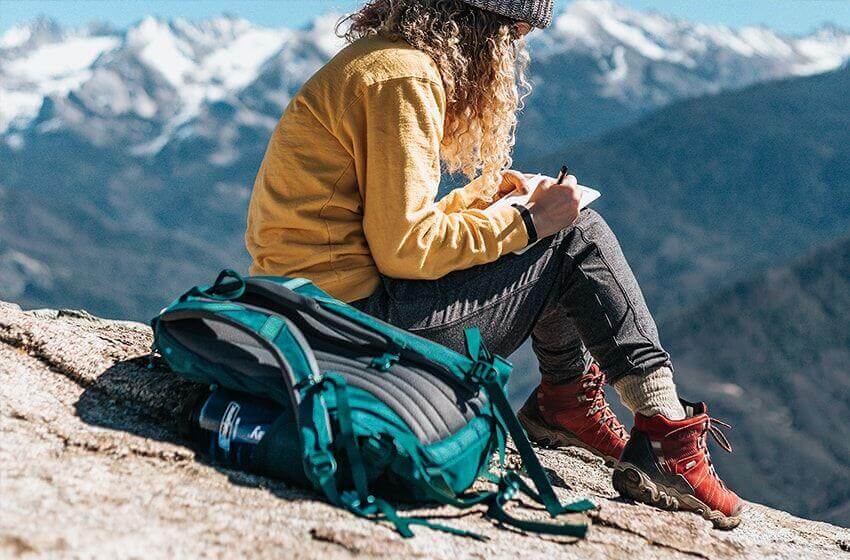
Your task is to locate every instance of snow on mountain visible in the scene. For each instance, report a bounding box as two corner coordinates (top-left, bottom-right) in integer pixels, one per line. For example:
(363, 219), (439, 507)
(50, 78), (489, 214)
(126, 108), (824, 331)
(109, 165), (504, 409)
(793, 25), (850, 74)
(123, 15), (292, 100)
(0, 16), (64, 52)
(0, 26), (32, 49)
(0, 19), (120, 132)
(530, 0), (850, 104)
(1, 1), (848, 151)
(540, 0), (850, 72)
(0, 14), (293, 139)
(0, 249), (55, 301)
(117, 15), (294, 154)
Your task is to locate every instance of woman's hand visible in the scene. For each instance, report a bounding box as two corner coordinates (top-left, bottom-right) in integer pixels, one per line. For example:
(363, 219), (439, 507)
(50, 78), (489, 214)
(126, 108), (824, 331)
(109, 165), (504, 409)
(526, 174), (581, 239)
(498, 169), (533, 197)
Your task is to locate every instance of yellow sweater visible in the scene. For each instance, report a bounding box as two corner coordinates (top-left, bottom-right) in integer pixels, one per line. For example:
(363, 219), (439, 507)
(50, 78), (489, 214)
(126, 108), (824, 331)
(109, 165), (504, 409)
(245, 37), (529, 302)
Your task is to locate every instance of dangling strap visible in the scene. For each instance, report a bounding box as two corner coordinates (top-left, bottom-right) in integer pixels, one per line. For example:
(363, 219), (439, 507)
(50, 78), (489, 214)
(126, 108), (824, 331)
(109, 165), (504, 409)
(317, 374), (370, 504)
(503, 471), (595, 514)
(299, 374), (341, 505)
(420, 464), (592, 537)
(343, 491), (489, 541)
(488, 473), (593, 537)
(464, 328), (597, 527)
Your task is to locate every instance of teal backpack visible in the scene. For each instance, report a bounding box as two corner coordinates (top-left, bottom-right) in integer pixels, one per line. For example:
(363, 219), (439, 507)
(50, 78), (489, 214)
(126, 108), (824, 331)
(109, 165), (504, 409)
(151, 269), (595, 539)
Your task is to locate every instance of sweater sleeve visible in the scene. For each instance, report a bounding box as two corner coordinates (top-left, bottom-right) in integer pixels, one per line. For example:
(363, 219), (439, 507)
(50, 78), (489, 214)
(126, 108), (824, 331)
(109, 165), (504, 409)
(336, 76), (528, 280)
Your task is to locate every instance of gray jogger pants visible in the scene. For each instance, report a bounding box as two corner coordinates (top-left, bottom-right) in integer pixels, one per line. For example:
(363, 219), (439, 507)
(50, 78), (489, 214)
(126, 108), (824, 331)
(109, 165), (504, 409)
(351, 209), (672, 384)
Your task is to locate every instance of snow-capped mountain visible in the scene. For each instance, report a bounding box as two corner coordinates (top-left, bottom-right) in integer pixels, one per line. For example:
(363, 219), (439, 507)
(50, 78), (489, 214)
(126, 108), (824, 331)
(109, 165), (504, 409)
(2, 0), (848, 316)
(0, 13), (344, 147)
(537, 0), (850, 82)
(2, 0), (849, 156)
(516, 0), (850, 154)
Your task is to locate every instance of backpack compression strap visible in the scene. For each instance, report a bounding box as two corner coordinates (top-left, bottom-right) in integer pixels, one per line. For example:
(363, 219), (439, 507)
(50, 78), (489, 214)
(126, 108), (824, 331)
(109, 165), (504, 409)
(464, 327), (596, 537)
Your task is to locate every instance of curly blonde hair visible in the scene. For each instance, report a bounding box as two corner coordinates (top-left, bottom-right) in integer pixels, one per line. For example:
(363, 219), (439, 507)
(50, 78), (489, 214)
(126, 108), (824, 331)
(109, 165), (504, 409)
(340, 0), (531, 198)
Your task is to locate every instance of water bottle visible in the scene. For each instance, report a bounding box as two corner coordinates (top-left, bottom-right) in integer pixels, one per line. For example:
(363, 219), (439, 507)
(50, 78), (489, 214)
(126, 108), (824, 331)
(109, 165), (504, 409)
(181, 387), (285, 470)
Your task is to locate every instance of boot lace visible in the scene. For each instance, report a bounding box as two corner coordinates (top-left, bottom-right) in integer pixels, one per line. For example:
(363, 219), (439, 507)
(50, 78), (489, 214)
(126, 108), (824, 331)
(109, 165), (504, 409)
(671, 416), (733, 486)
(581, 371), (628, 439)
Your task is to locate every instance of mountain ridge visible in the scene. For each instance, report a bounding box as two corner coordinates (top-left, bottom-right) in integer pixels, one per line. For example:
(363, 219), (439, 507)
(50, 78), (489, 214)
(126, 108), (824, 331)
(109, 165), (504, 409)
(3, 1), (850, 320)
(527, 62), (850, 312)
(4, 0), (850, 150)
(665, 234), (850, 526)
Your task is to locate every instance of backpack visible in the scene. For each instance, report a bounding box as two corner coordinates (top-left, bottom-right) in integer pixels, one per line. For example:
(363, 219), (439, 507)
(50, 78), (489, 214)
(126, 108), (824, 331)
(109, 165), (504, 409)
(151, 269), (595, 539)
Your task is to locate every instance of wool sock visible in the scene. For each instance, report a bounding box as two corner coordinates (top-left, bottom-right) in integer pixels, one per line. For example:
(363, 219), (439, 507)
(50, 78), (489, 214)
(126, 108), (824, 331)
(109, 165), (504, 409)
(613, 366), (686, 420)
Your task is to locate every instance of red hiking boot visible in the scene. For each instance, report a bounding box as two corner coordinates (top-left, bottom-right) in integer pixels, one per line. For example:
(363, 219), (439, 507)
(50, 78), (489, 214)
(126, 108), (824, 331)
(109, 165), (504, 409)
(518, 364), (628, 465)
(612, 400), (743, 529)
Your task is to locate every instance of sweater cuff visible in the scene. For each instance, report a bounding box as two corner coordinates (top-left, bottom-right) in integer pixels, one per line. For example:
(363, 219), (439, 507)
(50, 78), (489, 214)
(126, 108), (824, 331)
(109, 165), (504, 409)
(481, 203), (530, 254)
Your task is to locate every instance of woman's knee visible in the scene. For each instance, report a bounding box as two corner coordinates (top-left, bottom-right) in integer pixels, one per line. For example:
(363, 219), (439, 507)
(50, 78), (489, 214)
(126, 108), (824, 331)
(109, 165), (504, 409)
(551, 207), (630, 270)
(573, 208), (616, 243)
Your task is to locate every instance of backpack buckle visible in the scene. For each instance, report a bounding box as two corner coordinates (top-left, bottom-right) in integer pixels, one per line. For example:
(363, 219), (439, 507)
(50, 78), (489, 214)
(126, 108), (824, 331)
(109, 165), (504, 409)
(306, 451), (337, 479)
(294, 373), (325, 392)
(470, 360), (498, 384)
(370, 352), (399, 371)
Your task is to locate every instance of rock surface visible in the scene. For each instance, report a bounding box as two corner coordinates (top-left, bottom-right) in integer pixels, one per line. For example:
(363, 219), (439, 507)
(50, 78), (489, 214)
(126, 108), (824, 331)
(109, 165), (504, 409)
(1, 302), (848, 559)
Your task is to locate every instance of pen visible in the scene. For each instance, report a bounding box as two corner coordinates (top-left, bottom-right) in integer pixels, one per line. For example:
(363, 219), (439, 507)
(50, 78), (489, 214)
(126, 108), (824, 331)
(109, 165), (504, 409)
(555, 165), (569, 185)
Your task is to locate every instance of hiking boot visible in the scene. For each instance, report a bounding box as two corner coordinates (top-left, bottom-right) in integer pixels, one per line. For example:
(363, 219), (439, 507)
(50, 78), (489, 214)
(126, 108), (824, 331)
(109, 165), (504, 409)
(612, 400), (743, 529)
(518, 364), (629, 465)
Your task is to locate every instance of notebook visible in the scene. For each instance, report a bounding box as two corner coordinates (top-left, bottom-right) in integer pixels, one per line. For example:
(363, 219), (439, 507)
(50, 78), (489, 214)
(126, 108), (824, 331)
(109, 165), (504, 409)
(489, 174), (601, 254)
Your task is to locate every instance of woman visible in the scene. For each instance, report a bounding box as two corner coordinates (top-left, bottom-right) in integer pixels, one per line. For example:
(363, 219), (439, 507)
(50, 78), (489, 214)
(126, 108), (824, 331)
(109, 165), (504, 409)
(246, 0), (741, 529)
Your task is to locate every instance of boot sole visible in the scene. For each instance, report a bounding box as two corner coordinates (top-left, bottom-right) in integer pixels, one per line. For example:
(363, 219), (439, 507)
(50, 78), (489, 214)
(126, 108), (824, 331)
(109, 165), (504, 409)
(519, 405), (620, 467)
(612, 462), (742, 530)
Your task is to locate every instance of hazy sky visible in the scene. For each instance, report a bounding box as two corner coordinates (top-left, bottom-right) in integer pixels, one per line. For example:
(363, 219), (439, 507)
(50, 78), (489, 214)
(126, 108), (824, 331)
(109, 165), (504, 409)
(2, 0), (849, 35)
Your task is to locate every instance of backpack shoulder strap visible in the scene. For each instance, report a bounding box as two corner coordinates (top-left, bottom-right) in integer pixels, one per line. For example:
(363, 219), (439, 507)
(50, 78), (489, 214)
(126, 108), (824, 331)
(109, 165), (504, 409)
(159, 273), (341, 499)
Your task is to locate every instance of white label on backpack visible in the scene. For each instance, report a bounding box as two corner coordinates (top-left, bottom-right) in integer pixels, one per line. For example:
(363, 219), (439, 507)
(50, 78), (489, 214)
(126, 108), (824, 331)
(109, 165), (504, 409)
(248, 425), (266, 441)
(218, 401), (241, 454)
